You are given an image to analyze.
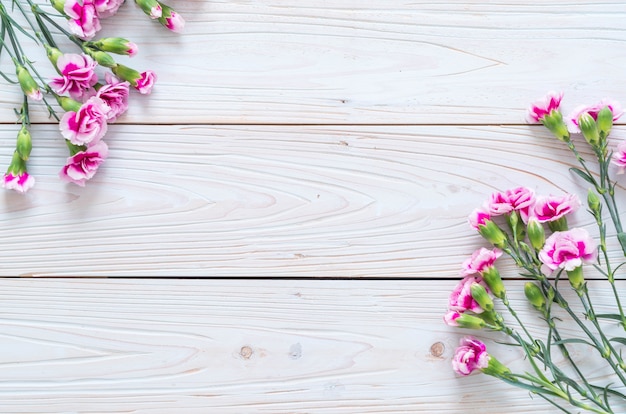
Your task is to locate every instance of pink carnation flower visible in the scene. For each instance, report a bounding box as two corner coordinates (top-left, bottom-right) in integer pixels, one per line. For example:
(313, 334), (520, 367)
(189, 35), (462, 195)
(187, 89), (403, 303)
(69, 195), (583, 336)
(612, 140), (626, 174)
(94, 0), (125, 18)
(3, 172), (35, 193)
(526, 91), (563, 123)
(50, 53), (98, 101)
(448, 276), (488, 314)
(531, 193), (580, 223)
(60, 141), (109, 186)
(135, 70), (157, 94)
(468, 208), (491, 230)
(452, 336), (490, 376)
(487, 191), (514, 215)
(539, 228), (597, 274)
(567, 99), (623, 133)
(163, 10), (185, 33)
(65, 0), (101, 40)
(461, 247), (502, 276)
(96, 74), (130, 122)
(487, 186), (535, 218)
(59, 97), (109, 146)
(443, 310), (461, 327)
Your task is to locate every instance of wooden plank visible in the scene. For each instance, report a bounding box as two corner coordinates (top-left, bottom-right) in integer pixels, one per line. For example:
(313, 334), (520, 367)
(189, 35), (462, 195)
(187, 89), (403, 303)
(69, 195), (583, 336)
(0, 278), (624, 413)
(1, 124), (624, 277)
(1, 1), (626, 124)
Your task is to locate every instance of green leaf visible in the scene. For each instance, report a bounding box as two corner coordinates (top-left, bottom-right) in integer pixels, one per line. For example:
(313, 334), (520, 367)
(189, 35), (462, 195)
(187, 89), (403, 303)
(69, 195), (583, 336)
(609, 337), (626, 346)
(552, 338), (595, 347)
(595, 313), (624, 321)
(569, 167), (595, 185)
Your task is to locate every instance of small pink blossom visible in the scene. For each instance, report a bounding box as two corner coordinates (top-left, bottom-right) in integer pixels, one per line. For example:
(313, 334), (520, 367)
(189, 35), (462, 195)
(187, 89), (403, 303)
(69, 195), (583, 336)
(50, 53), (98, 100)
(96, 73), (130, 122)
(539, 228), (597, 273)
(150, 4), (162, 18)
(506, 186), (535, 222)
(531, 193), (580, 223)
(487, 191), (514, 215)
(449, 276), (488, 314)
(135, 70), (157, 94)
(3, 172), (35, 193)
(527, 91), (563, 123)
(612, 140), (626, 174)
(94, 0), (125, 18)
(60, 141), (109, 186)
(452, 336), (490, 376)
(443, 310), (461, 327)
(461, 247), (502, 276)
(65, 0), (101, 40)
(59, 97), (109, 146)
(567, 99), (623, 133)
(163, 10), (185, 33)
(468, 208), (491, 230)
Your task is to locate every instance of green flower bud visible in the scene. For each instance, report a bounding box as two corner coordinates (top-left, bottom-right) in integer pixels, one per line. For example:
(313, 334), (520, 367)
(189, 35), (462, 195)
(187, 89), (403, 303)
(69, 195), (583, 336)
(547, 216), (568, 232)
(455, 313), (486, 330)
(88, 38), (138, 56)
(597, 106), (614, 139)
(566, 266), (585, 292)
(16, 125), (32, 161)
(578, 112), (600, 148)
(527, 217), (545, 250)
(524, 282), (546, 311)
(111, 64), (142, 86)
(83, 47), (116, 68)
(481, 267), (506, 300)
(45, 45), (63, 68)
(15, 63), (41, 101)
(135, 0), (162, 18)
(55, 95), (82, 112)
(470, 283), (494, 312)
(541, 110), (570, 142)
(482, 355), (511, 378)
(587, 189), (601, 217)
(478, 220), (508, 248)
(49, 0), (66, 14)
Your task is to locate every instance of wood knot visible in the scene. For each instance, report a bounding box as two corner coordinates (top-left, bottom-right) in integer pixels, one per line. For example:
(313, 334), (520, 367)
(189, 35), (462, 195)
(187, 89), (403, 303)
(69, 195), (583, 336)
(430, 342), (445, 358)
(240, 346), (253, 359)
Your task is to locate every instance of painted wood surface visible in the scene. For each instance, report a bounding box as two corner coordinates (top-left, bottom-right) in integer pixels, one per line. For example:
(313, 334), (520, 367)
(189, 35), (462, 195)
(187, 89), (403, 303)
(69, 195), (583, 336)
(2, 1), (626, 413)
(1, 278), (625, 413)
(1, 1), (626, 124)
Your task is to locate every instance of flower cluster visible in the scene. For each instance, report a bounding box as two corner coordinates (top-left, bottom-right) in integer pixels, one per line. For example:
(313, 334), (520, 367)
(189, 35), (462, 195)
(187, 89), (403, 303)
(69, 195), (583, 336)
(1, 0), (185, 192)
(445, 92), (626, 413)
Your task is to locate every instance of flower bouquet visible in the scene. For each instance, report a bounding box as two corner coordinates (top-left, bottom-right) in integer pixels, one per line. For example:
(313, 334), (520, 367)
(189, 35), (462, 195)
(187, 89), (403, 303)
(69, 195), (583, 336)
(444, 91), (626, 413)
(0, 0), (184, 192)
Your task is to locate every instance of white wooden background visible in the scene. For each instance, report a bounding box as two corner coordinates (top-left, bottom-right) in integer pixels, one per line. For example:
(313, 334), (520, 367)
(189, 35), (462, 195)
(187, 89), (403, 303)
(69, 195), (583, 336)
(2, 1), (626, 412)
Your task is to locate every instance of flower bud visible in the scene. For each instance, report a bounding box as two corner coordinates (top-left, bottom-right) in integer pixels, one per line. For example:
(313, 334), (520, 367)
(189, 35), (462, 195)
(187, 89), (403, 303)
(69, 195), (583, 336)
(578, 112), (600, 148)
(524, 282), (546, 311)
(587, 189), (601, 217)
(541, 110), (570, 142)
(566, 265), (585, 292)
(50, 0), (65, 14)
(527, 217), (545, 250)
(15, 63), (42, 101)
(481, 355), (511, 378)
(597, 106), (614, 139)
(55, 95), (82, 112)
(45, 45), (63, 68)
(455, 313), (487, 330)
(16, 125), (32, 161)
(478, 220), (507, 248)
(89, 38), (138, 57)
(83, 48), (116, 68)
(481, 267), (506, 299)
(135, 0), (162, 19)
(470, 283), (494, 312)
(158, 3), (185, 33)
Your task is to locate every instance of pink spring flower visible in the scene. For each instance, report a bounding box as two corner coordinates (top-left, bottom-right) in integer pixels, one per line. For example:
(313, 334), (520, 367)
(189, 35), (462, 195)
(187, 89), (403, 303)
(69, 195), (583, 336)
(94, 0), (125, 18)
(486, 186), (535, 218)
(59, 97), (109, 146)
(59, 141), (109, 186)
(468, 208), (491, 230)
(65, 0), (102, 40)
(612, 140), (626, 174)
(96, 74), (130, 122)
(135, 70), (157, 94)
(452, 336), (490, 376)
(487, 191), (514, 215)
(448, 276), (488, 314)
(567, 99), (623, 133)
(443, 310), (461, 327)
(539, 228), (598, 274)
(162, 10), (185, 33)
(531, 193), (580, 223)
(3, 172), (35, 193)
(461, 247), (503, 276)
(50, 53), (98, 100)
(526, 91), (563, 123)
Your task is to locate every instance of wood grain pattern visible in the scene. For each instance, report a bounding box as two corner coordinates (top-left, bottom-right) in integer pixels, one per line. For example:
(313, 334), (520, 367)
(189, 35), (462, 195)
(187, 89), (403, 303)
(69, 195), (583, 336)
(2, 1), (626, 124)
(2, 124), (624, 277)
(1, 278), (624, 413)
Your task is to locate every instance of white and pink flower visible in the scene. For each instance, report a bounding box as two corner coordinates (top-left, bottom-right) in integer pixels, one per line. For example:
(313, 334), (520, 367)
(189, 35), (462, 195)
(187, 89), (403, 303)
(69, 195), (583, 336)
(162, 10), (185, 33)
(3, 171), (35, 193)
(612, 140), (626, 174)
(59, 97), (109, 146)
(59, 141), (109, 186)
(526, 91), (563, 123)
(530, 193), (580, 223)
(539, 228), (598, 274)
(461, 247), (503, 276)
(65, 0), (101, 40)
(135, 70), (157, 94)
(567, 99), (623, 133)
(96, 74), (130, 122)
(468, 208), (491, 230)
(94, 0), (125, 18)
(50, 53), (98, 100)
(448, 276), (488, 314)
(452, 336), (490, 376)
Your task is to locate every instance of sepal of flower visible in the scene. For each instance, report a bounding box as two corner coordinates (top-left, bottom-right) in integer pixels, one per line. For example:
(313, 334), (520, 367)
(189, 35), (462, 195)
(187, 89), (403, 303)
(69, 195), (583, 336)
(541, 109), (570, 142)
(135, 0), (162, 19)
(526, 217), (545, 251)
(45, 45), (64, 68)
(596, 106), (614, 140)
(578, 112), (601, 149)
(481, 266), (506, 300)
(50, 0), (66, 14)
(158, 3), (185, 33)
(524, 282), (546, 313)
(566, 99), (623, 134)
(447, 312), (488, 330)
(15, 62), (42, 101)
(16, 125), (32, 161)
(111, 64), (156, 94)
(87, 38), (138, 57)
(587, 189), (602, 222)
(477, 219), (508, 248)
(566, 265), (586, 293)
(470, 283), (494, 312)
(3, 151), (35, 194)
(83, 46), (117, 68)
